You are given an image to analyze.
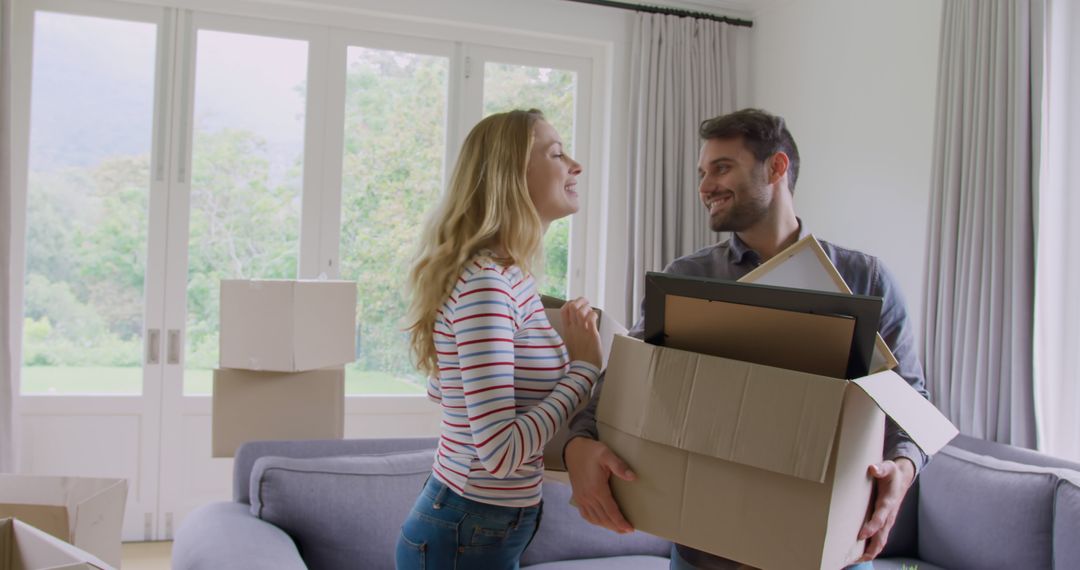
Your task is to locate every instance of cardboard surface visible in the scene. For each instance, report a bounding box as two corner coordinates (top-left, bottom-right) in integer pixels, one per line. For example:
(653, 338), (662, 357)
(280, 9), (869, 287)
(212, 368), (345, 457)
(598, 334), (957, 570)
(0, 477), (126, 569)
(739, 234), (900, 373)
(539, 296), (627, 471)
(0, 518), (112, 570)
(852, 371), (960, 455)
(664, 294), (855, 379)
(219, 280), (357, 372)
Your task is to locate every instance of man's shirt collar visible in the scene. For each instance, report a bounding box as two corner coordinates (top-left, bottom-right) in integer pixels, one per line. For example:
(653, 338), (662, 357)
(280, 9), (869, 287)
(726, 218), (809, 265)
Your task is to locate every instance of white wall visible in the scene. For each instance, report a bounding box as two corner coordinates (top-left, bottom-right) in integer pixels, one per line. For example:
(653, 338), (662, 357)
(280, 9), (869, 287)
(751, 0), (943, 333)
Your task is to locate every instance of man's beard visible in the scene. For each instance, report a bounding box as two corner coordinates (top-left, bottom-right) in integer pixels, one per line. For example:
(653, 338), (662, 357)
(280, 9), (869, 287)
(709, 179), (771, 233)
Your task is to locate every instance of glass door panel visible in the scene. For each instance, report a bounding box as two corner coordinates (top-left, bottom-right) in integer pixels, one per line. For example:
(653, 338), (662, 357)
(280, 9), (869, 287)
(21, 11), (158, 395)
(182, 29), (308, 394)
(482, 62), (578, 298)
(338, 46), (448, 395)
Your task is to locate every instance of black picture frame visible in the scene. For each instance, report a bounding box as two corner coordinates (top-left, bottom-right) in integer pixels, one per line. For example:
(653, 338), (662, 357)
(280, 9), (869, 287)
(643, 271), (883, 379)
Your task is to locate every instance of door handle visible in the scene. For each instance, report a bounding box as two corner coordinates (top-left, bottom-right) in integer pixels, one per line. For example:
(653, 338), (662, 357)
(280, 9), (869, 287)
(146, 329), (161, 365)
(167, 329), (181, 365)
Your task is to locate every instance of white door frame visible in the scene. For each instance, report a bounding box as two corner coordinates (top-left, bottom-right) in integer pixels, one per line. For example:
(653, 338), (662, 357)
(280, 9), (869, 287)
(10, 0), (177, 540)
(155, 10), (331, 538)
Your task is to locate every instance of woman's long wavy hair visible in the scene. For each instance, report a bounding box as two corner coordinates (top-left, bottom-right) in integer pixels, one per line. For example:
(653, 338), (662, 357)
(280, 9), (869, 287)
(406, 109), (546, 378)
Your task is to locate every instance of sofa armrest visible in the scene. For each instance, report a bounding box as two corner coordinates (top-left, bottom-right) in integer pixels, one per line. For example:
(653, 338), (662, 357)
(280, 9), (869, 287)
(172, 501), (305, 570)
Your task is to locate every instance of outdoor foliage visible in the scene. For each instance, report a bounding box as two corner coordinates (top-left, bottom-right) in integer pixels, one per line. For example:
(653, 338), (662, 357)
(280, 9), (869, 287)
(23, 50), (577, 392)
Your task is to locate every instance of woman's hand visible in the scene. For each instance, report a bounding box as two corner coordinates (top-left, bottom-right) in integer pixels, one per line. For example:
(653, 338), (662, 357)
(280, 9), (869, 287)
(560, 297), (603, 368)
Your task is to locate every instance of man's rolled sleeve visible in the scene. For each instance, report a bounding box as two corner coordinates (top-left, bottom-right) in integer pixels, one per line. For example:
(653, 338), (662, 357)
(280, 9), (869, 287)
(874, 259), (932, 476)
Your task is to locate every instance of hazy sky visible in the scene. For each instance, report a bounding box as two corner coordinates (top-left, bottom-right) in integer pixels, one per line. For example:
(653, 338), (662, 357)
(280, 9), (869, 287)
(29, 12), (308, 173)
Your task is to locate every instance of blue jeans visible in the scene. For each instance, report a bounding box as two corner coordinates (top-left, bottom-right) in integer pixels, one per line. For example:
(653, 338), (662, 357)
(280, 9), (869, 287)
(669, 544), (874, 569)
(395, 477), (542, 570)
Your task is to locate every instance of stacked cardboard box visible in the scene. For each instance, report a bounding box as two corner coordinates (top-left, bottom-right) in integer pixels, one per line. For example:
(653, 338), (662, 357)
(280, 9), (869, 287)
(596, 237), (959, 570)
(211, 280), (357, 458)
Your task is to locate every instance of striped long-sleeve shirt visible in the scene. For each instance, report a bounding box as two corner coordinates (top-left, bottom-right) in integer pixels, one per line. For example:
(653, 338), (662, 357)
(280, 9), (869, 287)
(427, 253), (600, 507)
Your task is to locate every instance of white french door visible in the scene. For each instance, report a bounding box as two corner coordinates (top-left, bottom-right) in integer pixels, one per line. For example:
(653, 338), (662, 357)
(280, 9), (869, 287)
(11, 0), (175, 540)
(155, 11), (327, 537)
(11, 0), (603, 541)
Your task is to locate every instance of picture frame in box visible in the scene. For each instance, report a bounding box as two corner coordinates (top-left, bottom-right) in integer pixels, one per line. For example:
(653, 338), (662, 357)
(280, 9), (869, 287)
(643, 272), (882, 379)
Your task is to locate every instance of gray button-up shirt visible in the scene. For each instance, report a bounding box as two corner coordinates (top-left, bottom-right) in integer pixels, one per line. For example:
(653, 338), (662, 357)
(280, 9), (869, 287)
(564, 225), (931, 564)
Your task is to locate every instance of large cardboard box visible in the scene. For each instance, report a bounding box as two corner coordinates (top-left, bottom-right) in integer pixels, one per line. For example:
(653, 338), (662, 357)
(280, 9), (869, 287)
(0, 518), (112, 570)
(0, 477), (126, 569)
(599, 335), (957, 570)
(539, 296), (627, 471)
(219, 279), (357, 372)
(212, 368), (345, 457)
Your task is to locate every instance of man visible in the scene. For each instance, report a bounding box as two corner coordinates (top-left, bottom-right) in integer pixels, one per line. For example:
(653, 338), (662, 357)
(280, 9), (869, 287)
(562, 108), (930, 569)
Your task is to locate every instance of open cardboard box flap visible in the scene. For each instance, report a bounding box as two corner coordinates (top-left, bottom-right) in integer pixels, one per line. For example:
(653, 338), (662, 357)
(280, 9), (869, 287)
(0, 518), (112, 570)
(0, 476), (126, 569)
(852, 370), (959, 456)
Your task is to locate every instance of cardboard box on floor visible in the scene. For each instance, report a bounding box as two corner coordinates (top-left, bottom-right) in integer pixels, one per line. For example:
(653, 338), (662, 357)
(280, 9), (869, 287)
(539, 296), (627, 471)
(598, 334), (958, 568)
(0, 477), (126, 569)
(212, 368), (345, 457)
(0, 518), (112, 570)
(219, 279), (357, 372)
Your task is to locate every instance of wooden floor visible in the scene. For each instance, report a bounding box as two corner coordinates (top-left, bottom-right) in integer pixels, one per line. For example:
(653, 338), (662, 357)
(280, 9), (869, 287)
(121, 541), (172, 570)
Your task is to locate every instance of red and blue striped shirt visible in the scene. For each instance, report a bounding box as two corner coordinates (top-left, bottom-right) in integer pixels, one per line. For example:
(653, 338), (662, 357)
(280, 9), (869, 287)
(427, 253), (600, 507)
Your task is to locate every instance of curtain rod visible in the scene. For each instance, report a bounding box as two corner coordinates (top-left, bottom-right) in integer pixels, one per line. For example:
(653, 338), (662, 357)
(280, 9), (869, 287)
(563, 0), (753, 28)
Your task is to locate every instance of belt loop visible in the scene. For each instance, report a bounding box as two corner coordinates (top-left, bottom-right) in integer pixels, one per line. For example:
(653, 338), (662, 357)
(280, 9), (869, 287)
(513, 506), (524, 529)
(433, 480), (449, 510)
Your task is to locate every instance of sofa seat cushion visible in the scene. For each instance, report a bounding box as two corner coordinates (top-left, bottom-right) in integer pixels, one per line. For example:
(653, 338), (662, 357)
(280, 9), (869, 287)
(873, 558), (946, 570)
(918, 446), (1058, 569)
(250, 449), (434, 570)
(1056, 475), (1080, 568)
(524, 555), (670, 569)
(523, 479), (670, 566)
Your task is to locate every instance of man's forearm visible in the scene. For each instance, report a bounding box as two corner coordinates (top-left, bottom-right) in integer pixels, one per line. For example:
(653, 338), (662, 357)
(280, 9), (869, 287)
(885, 419), (928, 476)
(565, 370), (604, 443)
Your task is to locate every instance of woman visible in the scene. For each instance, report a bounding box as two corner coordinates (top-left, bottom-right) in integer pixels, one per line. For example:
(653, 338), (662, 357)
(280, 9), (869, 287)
(397, 109), (603, 569)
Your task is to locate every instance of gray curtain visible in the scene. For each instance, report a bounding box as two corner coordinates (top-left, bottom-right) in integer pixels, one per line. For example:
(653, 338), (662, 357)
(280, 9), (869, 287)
(624, 13), (749, 325)
(1, 0), (16, 472)
(1034, 0), (1080, 461)
(923, 0), (1040, 447)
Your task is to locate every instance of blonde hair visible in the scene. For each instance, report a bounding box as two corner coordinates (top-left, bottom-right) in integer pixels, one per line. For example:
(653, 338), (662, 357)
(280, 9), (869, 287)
(407, 109), (546, 377)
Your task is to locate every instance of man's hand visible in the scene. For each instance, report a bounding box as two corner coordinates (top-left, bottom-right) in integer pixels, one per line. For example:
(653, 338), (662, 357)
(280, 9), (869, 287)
(564, 436), (636, 533)
(856, 458), (916, 562)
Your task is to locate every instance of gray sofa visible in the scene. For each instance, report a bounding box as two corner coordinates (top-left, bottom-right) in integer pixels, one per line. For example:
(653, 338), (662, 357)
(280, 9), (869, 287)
(172, 437), (670, 569)
(173, 435), (1080, 570)
(875, 434), (1080, 570)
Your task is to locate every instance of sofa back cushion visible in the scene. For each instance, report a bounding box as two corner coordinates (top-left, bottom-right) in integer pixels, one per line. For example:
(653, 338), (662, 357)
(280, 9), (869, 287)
(522, 478), (670, 566)
(1056, 475), (1080, 568)
(918, 446), (1057, 569)
(234, 437), (438, 503)
(250, 449), (434, 570)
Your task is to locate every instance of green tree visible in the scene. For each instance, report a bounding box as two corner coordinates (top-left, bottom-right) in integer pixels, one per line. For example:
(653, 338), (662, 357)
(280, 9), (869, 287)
(185, 128), (302, 368)
(338, 49), (447, 378)
(483, 63), (577, 298)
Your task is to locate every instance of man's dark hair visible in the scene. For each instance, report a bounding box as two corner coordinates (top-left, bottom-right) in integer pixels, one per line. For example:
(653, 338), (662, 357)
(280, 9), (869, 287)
(698, 108), (801, 193)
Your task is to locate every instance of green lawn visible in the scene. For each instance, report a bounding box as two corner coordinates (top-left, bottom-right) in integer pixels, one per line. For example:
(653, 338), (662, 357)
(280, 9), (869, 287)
(21, 366), (425, 396)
